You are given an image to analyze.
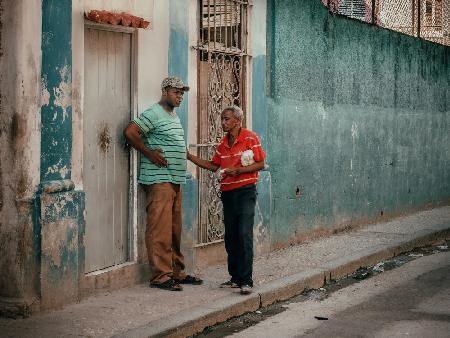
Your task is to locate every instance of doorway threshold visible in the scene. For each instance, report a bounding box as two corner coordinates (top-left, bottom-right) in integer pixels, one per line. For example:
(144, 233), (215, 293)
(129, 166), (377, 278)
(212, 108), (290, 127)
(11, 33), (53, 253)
(85, 261), (136, 277)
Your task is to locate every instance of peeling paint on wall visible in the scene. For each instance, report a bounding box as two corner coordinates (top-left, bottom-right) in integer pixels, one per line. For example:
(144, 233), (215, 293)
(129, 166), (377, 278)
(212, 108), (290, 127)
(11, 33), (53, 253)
(53, 65), (71, 122)
(45, 161), (70, 180)
(40, 0), (72, 182)
(41, 78), (50, 107)
(40, 189), (84, 310)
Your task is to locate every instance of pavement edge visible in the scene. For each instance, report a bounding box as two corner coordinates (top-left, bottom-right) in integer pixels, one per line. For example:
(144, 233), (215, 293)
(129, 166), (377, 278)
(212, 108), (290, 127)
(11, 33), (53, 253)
(115, 226), (450, 338)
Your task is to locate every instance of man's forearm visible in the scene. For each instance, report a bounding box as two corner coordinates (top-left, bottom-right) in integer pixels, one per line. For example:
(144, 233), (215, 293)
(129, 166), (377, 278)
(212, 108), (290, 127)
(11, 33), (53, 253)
(125, 131), (151, 156)
(123, 123), (168, 167)
(187, 152), (219, 172)
(239, 160), (265, 174)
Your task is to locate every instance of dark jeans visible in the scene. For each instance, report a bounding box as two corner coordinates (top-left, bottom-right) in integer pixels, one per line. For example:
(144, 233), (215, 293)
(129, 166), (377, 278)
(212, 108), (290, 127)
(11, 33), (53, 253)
(221, 184), (257, 287)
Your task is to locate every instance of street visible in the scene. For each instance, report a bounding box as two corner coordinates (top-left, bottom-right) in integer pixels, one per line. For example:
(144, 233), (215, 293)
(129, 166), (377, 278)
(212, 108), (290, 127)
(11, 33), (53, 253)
(222, 251), (450, 338)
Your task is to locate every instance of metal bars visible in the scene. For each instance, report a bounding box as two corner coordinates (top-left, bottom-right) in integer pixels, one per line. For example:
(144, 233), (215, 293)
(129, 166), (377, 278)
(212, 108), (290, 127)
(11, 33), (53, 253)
(338, 0), (367, 21)
(324, 0), (450, 46)
(377, 0), (417, 35)
(199, 0), (247, 54)
(196, 0), (248, 244)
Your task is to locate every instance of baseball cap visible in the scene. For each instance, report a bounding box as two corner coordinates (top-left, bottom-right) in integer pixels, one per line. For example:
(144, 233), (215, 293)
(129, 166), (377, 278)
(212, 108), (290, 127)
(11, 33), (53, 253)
(161, 76), (190, 91)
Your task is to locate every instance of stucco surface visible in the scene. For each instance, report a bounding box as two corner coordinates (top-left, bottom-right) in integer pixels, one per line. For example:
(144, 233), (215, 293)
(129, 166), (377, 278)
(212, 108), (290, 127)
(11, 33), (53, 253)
(0, 0), (42, 303)
(267, 0), (450, 244)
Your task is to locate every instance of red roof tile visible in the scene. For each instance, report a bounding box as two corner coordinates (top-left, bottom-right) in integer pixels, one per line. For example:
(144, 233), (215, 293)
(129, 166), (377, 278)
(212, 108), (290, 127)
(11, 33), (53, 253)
(85, 10), (150, 29)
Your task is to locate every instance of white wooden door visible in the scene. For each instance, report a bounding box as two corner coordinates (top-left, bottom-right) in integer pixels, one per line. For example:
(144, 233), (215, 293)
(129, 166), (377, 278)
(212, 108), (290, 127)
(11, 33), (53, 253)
(84, 27), (131, 272)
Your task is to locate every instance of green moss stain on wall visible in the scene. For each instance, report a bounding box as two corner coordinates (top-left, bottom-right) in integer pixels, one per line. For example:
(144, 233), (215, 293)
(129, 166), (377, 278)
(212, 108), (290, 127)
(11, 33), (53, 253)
(267, 0), (450, 244)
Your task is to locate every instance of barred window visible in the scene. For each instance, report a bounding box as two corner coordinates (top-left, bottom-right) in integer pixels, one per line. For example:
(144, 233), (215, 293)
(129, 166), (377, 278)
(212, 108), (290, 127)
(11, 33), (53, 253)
(338, 0), (367, 21)
(323, 0), (450, 46)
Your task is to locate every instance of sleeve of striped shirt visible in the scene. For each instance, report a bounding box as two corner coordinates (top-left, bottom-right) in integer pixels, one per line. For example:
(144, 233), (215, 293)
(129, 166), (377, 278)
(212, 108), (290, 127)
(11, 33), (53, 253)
(249, 134), (266, 162)
(132, 109), (155, 136)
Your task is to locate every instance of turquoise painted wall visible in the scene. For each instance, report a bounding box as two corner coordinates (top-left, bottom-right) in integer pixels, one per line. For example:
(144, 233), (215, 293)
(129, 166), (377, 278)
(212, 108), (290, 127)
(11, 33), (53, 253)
(168, 0), (198, 268)
(41, 0), (73, 181)
(267, 0), (450, 244)
(252, 1), (268, 150)
(169, 0), (189, 136)
(251, 1), (271, 252)
(39, 0), (85, 308)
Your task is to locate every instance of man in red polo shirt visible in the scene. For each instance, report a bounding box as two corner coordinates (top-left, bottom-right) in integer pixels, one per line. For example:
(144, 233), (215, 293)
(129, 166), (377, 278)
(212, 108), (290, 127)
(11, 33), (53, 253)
(187, 106), (265, 294)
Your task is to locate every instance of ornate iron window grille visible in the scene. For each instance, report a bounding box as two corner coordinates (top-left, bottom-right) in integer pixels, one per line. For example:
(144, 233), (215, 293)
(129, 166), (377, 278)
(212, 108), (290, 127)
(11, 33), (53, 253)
(195, 0), (249, 244)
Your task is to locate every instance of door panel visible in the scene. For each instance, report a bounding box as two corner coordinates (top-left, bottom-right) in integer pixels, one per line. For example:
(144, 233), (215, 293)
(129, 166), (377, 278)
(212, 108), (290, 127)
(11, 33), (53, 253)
(84, 28), (131, 272)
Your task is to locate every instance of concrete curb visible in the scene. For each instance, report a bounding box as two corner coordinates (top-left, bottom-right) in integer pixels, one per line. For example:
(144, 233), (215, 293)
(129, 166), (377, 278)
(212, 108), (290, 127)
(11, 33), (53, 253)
(114, 226), (450, 338)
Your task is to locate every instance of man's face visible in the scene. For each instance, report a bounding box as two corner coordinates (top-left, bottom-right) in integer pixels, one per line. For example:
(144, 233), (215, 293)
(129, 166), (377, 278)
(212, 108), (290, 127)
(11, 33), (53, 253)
(163, 87), (185, 107)
(221, 110), (241, 132)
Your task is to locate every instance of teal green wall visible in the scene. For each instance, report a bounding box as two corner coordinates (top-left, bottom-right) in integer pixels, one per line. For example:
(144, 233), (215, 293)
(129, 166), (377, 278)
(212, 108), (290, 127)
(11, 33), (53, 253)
(252, 1), (268, 150)
(169, 0), (189, 136)
(41, 0), (73, 181)
(38, 0), (85, 308)
(267, 0), (450, 244)
(251, 1), (271, 251)
(168, 0), (198, 267)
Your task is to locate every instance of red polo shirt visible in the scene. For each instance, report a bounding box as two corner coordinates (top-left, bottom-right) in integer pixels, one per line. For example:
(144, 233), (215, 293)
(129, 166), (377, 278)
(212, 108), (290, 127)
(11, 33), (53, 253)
(212, 128), (266, 192)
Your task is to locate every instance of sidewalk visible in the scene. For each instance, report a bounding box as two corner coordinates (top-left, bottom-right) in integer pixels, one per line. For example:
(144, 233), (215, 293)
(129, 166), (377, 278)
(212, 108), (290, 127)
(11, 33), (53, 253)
(1, 206), (449, 338)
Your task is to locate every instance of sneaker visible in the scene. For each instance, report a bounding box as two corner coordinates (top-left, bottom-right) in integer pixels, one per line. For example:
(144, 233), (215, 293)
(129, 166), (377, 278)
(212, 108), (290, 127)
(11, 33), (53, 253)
(220, 280), (240, 288)
(240, 284), (252, 295)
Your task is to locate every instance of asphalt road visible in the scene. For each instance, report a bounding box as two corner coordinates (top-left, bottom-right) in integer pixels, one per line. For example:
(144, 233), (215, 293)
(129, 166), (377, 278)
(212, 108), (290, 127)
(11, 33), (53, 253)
(226, 251), (450, 338)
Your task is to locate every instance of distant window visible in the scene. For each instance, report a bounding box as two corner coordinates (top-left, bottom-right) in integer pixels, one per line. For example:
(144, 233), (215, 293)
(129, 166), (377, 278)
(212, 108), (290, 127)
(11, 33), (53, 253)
(338, 0), (367, 21)
(323, 0), (450, 46)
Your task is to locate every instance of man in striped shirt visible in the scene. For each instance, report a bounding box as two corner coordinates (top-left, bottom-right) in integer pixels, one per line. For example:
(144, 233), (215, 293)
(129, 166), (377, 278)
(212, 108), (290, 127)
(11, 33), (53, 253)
(187, 106), (266, 295)
(124, 77), (202, 291)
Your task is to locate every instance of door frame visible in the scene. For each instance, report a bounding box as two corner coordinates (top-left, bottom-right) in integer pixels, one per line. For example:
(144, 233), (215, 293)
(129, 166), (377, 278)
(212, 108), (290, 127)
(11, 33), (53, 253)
(83, 21), (139, 270)
(194, 0), (251, 246)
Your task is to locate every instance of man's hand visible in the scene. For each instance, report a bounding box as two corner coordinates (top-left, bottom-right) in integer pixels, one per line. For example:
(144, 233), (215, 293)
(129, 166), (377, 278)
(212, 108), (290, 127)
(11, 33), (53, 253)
(186, 148), (220, 172)
(186, 149), (192, 161)
(146, 149), (168, 167)
(223, 161), (265, 177)
(223, 167), (241, 176)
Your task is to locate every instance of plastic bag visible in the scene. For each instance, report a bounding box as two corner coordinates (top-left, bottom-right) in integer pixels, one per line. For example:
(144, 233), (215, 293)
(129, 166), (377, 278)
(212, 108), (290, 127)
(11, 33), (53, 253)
(241, 149), (255, 166)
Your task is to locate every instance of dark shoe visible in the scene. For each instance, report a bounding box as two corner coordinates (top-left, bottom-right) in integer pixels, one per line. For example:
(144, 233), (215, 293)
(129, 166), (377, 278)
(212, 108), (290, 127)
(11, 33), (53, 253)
(175, 275), (203, 285)
(240, 284), (252, 295)
(220, 280), (240, 288)
(150, 279), (183, 291)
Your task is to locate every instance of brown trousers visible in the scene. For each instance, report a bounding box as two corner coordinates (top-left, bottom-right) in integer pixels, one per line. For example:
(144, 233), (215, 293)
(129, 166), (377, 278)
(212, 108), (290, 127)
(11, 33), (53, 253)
(145, 183), (186, 284)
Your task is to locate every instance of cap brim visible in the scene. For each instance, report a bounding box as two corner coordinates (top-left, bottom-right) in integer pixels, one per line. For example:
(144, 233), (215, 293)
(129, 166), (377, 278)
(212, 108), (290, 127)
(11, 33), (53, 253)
(163, 86), (190, 91)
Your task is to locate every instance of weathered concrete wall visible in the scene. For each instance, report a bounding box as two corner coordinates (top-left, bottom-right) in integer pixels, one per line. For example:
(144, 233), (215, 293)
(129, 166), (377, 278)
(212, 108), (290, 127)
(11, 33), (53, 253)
(267, 0), (450, 246)
(39, 0), (86, 310)
(251, 0), (272, 256)
(41, 0), (73, 181)
(0, 0), (42, 316)
(40, 183), (84, 310)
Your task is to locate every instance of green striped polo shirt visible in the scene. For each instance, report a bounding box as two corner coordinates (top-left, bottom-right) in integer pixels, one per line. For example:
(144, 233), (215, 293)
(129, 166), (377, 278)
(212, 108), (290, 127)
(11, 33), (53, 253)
(133, 103), (186, 185)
